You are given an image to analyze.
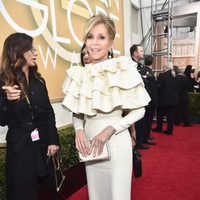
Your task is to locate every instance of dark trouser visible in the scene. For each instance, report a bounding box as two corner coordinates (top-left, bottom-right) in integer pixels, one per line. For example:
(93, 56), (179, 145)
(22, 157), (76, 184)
(135, 117), (145, 146)
(38, 173), (60, 200)
(6, 139), (59, 200)
(174, 100), (190, 125)
(143, 104), (156, 142)
(156, 105), (176, 133)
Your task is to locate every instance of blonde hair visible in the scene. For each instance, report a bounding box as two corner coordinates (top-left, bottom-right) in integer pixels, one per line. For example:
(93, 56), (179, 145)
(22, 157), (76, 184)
(166, 61), (173, 70)
(83, 14), (116, 42)
(163, 61), (176, 77)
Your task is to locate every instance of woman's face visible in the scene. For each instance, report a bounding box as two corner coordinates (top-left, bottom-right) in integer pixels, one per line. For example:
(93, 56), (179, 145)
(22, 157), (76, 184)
(85, 23), (113, 64)
(23, 46), (37, 67)
(82, 48), (92, 64)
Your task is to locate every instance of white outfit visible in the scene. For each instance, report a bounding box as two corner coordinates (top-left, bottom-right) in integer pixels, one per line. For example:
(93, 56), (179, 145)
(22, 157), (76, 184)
(62, 56), (150, 200)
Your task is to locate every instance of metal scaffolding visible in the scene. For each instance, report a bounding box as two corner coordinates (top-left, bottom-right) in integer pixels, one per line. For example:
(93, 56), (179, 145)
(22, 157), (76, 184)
(151, 0), (174, 69)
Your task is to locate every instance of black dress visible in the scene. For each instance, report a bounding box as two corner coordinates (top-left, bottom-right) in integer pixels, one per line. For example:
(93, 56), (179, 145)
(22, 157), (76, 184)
(174, 75), (191, 125)
(0, 69), (60, 200)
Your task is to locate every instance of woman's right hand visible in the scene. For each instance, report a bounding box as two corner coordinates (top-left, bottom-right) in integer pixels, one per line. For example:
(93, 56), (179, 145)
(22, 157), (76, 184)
(2, 85), (21, 101)
(75, 129), (90, 157)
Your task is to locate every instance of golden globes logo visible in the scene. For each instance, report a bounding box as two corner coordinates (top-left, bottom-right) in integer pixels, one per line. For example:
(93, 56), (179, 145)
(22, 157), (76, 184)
(0, 0), (121, 69)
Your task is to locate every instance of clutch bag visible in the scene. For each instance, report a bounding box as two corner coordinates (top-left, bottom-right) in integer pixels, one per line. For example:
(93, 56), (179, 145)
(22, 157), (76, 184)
(133, 150), (142, 178)
(78, 142), (111, 162)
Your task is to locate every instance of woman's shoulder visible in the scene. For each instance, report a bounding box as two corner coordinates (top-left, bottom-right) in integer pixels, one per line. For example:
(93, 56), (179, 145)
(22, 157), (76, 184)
(63, 57), (142, 89)
(66, 65), (85, 72)
(65, 65), (85, 80)
(83, 56), (139, 78)
(66, 56), (137, 72)
(91, 56), (137, 68)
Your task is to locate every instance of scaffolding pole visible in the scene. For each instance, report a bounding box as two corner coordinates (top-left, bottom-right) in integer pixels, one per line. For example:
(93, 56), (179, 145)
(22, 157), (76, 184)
(151, 0), (174, 70)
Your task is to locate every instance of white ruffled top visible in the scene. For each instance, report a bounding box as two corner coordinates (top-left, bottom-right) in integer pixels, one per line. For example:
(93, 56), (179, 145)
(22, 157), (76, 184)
(62, 56), (150, 116)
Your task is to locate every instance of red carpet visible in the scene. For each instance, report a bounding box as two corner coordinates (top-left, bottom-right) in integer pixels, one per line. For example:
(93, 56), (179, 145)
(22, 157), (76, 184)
(65, 124), (200, 200)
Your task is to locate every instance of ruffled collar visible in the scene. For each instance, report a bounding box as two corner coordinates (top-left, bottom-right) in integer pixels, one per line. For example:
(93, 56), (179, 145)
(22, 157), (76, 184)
(62, 56), (150, 116)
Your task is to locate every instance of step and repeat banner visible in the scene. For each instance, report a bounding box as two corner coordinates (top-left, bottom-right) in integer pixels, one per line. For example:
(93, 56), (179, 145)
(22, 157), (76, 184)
(0, 0), (124, 100)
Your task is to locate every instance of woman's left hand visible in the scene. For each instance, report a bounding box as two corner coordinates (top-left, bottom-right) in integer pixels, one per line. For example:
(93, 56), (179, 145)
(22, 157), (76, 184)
(129, 124), (136, 146)
(90, 125), (115, 157)
(47, 145), (59, 156)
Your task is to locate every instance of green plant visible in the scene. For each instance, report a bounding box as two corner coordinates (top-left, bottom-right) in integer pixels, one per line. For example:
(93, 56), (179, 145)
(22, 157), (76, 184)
(58, 126), (79, 169)
(188, 92), (200, 115)
(188, 92), (200, 123)
(0, 126), (78, 199)
(0, 148), (6, 200)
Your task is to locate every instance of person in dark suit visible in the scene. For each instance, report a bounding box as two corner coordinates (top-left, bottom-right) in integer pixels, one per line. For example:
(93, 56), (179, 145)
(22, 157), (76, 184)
(130, 44), (149, 150)
(0, 33), (60, 200)
(142, 55), (157, 145)
(174, 67), (192, 126)
(152, 62), (179, 135)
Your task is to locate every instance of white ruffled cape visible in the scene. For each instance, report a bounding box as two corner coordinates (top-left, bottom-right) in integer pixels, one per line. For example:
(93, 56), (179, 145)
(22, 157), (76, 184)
(62, 56), (150, 116)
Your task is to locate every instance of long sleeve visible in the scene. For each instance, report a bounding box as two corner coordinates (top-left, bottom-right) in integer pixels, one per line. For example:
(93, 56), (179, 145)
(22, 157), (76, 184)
(0, 83), (15, 126)
(72, 113), (84, 131)
(43, 86), (60, 146)
(112, 108), (145, 134)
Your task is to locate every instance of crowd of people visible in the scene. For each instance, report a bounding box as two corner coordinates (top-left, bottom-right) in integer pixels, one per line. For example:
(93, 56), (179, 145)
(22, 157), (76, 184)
(129, 44), (199, 158)
(0, 13), (199, 200)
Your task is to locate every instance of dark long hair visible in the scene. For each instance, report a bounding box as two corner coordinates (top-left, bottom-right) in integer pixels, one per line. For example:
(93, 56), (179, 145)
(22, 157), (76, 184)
(0, 33), (44, 95)
(184, 65), (192, 78)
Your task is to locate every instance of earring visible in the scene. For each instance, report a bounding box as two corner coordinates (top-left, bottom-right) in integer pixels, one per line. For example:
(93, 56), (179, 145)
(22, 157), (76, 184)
(108, 49), (113, 59)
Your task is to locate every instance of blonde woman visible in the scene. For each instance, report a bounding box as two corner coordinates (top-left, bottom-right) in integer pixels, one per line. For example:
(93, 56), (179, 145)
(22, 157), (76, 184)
(62, 14), (150, 200)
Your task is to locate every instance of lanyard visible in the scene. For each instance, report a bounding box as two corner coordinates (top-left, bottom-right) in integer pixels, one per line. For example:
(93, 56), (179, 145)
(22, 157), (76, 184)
(21, 86), (34, 120)
(24, 93), (31, 108)
(25, 93), (34, 120)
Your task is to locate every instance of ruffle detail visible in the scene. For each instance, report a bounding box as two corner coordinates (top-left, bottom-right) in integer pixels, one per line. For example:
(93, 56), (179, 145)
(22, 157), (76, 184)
(62, 56), (150, 116)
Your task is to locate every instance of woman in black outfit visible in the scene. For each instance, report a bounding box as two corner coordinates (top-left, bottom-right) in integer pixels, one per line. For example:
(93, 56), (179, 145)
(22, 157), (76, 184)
(184, 65), (197, 92)
(197, 71), (200, 92)
(174, 67), (192, 126)
(0, 33), (60, 200)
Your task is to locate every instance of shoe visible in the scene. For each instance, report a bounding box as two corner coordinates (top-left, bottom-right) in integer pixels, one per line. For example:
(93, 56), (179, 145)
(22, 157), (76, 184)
(144, 139), (157, 145)
(184, 124), (193, 127)
(163, 130), (173, 135)
(137, 144), (150, 150)
(152, 128), (162, 132)
(149, 137), (154, 140)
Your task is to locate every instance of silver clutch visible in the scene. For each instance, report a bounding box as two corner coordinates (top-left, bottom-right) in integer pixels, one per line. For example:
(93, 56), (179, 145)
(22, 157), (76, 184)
(78, 142), (111, 162)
